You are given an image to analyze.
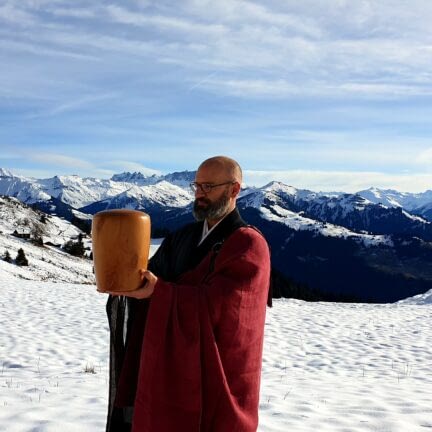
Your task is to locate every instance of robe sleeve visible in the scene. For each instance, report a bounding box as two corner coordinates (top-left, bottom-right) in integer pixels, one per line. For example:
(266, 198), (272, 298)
(132, 227), (271, 432)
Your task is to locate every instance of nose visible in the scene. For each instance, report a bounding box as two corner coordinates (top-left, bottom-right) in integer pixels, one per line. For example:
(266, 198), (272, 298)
(195, 186), (205, 198)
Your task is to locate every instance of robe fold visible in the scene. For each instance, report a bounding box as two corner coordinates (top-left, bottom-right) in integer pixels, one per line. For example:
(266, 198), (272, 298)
(106, 208), (271, 432)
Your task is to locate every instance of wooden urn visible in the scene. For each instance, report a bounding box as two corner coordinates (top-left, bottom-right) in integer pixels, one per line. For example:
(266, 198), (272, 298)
(92, 209), (151, 292)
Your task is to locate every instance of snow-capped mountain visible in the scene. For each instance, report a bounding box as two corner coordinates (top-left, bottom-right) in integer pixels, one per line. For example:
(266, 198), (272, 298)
(161, 170), (196, 188)
(81, 181), (193, 214)
(0, 169), (195, 211)
(239, 182), (432, 241)
(110, 170), (196, 188)
(111, 171), (161, 185)
(238, 183), (432, 302)
(1, 167), (431, 303)
(238, 183), (392, 247)
(0, 171), (130, 209)
(357, 187), (432, 221)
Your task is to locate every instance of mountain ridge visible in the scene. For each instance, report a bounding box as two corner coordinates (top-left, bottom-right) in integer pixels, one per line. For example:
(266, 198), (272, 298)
(1, 167), (431, 302)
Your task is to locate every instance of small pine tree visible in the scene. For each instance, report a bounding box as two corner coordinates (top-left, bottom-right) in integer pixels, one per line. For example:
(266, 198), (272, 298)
(3, 250), (12, 263)
(15, 248), (29, 266)
(31, 221), (46, 246)
(63, 238), (85, 257)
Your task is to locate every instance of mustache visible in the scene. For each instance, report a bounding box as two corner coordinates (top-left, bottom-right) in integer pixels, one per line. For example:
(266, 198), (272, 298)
(194, 198), (211, 206)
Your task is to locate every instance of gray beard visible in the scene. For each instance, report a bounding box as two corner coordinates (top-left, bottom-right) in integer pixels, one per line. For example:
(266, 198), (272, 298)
(192, 192), (231, 221)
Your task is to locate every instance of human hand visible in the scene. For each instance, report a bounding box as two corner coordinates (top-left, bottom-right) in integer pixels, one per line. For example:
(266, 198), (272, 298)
(108, 269), (158, 299)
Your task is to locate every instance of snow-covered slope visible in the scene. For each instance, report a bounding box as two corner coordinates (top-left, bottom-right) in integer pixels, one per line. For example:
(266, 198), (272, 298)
(0, 270), (430, 432)
(397, 288), (432, 305)
(260, 203), (393, 247)
(0, 196), (93, 283)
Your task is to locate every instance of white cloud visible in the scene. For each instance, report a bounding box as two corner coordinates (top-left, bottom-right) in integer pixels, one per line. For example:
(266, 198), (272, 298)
(415, 148), (432, 165)
(47, 7), (97, 19)
(0, 38), (99, 61)
(29, 153), (94, 170)
(3, 1), (432, 103)
(200, 77), (432, 100)
(1, 0), (432, 187)
(105, 5), (227, 37)
(243, 169), (432, 193)
(0, 3), (36, 26)
(46, 92), (119, 116)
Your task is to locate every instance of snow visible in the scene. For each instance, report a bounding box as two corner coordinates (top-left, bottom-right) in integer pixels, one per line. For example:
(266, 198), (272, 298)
(397, 290), (432, 305)
(0, 275), (108, 431)
(0, 168), (14, 177)
(121, 181), (193, 207)
(260, 205), (393, 247)
(260, 298), (432, 432)
(0, 197), (93, 283)
(38, 176), (133, 209)
(401, 209), (430, 224)
(358, 187), (432, 212)
(1, 235), (431, 431)
(0, 169), (197, 210)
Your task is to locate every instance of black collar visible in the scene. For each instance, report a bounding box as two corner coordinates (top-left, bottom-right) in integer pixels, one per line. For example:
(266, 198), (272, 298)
(196, 207), (246, 254)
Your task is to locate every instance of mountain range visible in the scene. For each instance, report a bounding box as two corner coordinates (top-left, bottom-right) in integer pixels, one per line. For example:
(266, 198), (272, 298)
(1, 168), (431, 302)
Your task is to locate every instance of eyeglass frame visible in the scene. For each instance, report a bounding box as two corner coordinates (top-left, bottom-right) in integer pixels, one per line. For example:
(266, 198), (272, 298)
(189, 181), (236, 194)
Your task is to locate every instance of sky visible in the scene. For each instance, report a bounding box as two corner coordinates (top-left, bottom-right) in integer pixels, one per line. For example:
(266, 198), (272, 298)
(1, 0), (432, 192)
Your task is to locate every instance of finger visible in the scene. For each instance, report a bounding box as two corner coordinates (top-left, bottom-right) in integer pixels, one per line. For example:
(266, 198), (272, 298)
(142, 270), (157, 284)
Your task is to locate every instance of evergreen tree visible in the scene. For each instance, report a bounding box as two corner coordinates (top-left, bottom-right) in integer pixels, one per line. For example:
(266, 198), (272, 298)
(3, 250), (12, 263)
(31, 221), (46, 246)
(63, 237), (85, 257)
(15, 248), (29, 266)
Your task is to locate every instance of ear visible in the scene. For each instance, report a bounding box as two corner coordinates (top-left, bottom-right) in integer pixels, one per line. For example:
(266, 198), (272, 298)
(231, 181), (241, 198)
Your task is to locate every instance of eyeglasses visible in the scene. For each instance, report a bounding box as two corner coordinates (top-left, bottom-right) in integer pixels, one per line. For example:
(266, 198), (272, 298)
(189, 181), (235, 194)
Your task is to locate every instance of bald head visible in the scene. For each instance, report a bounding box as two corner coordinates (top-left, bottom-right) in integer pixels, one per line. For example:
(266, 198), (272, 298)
(193, 156), (242, 226)
(198, 156), (242, 184)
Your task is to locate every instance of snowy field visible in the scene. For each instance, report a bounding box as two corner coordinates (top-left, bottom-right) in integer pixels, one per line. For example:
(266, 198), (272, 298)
(0, 270), (431, 432)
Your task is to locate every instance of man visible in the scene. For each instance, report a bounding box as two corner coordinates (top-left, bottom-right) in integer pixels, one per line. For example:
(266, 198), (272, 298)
(105, 156), (271, 432)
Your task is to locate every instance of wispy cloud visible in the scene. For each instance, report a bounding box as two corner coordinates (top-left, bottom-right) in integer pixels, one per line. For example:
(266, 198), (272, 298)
(188, 72), (218, 91)
(47, 7), (97, 19)
(29, 153), (94, 170)
(105, 5), (227, 37)
(0, 0), (431, 190)
(0, 3), (36, 26)
(415, 148), (432, 166)
(43, 92), (119, 117)
(244, 170), (432, 193)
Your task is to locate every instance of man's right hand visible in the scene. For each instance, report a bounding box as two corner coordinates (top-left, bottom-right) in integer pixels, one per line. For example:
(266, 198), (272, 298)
(108, 269), (158, 299)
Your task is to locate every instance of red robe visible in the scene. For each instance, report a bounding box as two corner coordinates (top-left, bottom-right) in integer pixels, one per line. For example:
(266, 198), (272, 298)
(131, 226), (270, 431)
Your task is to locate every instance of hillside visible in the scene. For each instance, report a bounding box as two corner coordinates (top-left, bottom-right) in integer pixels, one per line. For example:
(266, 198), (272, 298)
(0, 270), (430, 431)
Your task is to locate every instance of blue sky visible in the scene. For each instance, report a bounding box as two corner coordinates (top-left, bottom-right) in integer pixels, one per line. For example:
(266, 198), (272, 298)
(1, 0), (432, 192)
